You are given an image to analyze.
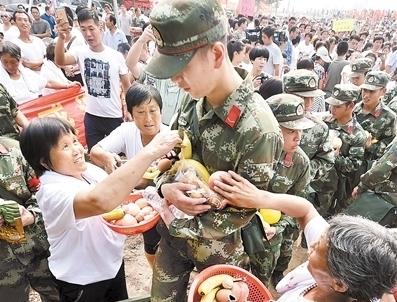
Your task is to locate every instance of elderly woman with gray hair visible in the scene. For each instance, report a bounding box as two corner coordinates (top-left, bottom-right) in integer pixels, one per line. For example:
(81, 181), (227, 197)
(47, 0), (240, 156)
(212, 171), (397, 302)
(0, 41), (79, 105)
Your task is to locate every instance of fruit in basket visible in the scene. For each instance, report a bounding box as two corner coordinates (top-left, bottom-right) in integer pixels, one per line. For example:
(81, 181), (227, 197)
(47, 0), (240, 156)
(114, 214), (137, 226)
(235, 281), (249, 302)
(102, 208), (125, 222)
(140, 206), (154, 216)
(198, 274), (234, 296)
(135, 198), (149, 209)
(200, 286), (220, 302)
(215, 288), (237, 302)
(122, 203), (140, 216)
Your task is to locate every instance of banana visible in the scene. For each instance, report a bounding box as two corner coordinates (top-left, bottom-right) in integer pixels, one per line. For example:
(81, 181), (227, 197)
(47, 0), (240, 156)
(102, 208), (125, 221)
(198, 274), (234, 296)
(143, 167), (160, 180)
(178, 129), (192, 159)
(200, 286), (220, 302)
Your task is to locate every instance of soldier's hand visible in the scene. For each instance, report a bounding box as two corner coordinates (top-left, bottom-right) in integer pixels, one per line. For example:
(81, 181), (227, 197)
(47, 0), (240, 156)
(19, 205), (34, 227)
(352, 187), (359, 199)
(161, 183), (210, 216)
(212, 171), (261, 209)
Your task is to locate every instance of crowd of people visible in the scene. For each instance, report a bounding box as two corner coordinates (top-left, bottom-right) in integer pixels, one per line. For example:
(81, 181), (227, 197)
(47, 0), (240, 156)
(0, 0), (396, 302)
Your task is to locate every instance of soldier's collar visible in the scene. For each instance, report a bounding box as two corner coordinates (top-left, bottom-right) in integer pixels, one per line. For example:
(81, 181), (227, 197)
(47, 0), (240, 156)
(212, 79), (250, 128)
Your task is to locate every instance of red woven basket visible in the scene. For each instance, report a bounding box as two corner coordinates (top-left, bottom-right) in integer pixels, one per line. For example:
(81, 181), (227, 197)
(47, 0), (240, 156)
(187, 264), (273, 302)
(101, 192), (160, 235)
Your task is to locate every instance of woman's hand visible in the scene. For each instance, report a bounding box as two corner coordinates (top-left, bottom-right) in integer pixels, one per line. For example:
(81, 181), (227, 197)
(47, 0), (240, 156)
(212, 170), (263, 208)
(145, 130), (181, 160)
(19, 205), (34, 227)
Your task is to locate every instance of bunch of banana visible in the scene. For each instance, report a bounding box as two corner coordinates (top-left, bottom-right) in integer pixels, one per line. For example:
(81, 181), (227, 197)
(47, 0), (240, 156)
(178, 128), (192, 160)
(197, 274), (250, 302)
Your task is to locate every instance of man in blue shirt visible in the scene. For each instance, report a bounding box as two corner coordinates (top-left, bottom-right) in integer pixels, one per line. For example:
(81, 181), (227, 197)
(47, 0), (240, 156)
(41, 6), (56, 38)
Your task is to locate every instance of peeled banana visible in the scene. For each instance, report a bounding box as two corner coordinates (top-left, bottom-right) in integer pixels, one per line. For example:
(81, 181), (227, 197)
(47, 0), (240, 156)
(198, 274), (234, 296)
(178, 129), (192, 159)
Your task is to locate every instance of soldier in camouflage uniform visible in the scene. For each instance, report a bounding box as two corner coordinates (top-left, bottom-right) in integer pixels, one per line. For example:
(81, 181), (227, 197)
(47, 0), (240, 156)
(0, 136), (58, 302)
(283, 69), (336, 216)
(349, 57), (373, 88)
(387, 96), (397, 114)
(324, 84), (367, 211)
(0, 83), (29, 140)
(353, 136), (397, 215)
(246, 94), (313, 286)
(354, 71), (396, 174)
(145, 0), (283, 300)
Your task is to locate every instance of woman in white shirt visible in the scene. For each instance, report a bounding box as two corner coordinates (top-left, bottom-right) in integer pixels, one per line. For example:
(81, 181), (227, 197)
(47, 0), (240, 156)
(212, 171), (397, 302)
(19, 117), (180, 302)
(0, 41), (79, 105)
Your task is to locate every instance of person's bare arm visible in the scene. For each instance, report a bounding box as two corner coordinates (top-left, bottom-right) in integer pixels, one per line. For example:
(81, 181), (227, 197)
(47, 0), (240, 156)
(55, 24), (77, 66)
(74, 131), (181, 219)
(14, 110), (29, 129)
(273, 64), (281, 78)
(89, 144), (121, 174)
(213, 171), (318, 229)
(126, 26), (154, 79)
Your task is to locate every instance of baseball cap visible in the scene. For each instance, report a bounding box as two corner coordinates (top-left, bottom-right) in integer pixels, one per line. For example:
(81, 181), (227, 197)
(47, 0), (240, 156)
(325, 84), (360, 106)
(283, 69), (325, 98)
(316, 46), (331, 63)
(360, 71), (389, 91)
(145, 0), (227, 79)
(350, 57), (372, 77)
(267, 93), (315, 130)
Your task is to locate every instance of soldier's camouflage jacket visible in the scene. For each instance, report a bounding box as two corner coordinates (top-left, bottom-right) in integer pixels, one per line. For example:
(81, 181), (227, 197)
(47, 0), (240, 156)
(0, 137), (49, 266)
(357, 136), (397, 195)
(354, 101), (396, 161)
(157, 79), (283, 265)
(0, 84), (21, 141)
(300, 112), (335, 181)
(388, 96), (397, 114)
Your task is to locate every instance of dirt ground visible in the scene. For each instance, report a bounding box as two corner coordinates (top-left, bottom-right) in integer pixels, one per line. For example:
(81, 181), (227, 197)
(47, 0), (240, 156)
(29, 234), (307, 301)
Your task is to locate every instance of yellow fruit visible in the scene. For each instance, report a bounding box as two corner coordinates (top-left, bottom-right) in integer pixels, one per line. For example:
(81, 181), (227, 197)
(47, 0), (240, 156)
(259, 208), (281, 225)
(143, 167), (160, 180)
(200, 286), (220, 302)
(102, 208), (125, 221)
(179, 130), (192, 159)
(198, 274), (233, 296)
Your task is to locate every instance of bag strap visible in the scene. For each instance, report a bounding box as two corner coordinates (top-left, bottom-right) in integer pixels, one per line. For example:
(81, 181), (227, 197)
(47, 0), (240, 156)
(66, 36), (77, 51)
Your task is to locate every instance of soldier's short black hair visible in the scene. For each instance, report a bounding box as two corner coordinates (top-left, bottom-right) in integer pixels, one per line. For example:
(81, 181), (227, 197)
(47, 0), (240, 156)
(20, 118), (77, 177)
(125, 83), (162, 114)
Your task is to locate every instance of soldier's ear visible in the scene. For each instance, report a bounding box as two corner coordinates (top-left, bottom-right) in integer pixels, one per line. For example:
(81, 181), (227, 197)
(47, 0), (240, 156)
(212, 41), (225, 69)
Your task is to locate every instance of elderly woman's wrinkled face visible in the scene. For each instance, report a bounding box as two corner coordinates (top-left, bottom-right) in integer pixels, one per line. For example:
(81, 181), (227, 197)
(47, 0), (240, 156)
(131, 99), (162, 139)
(1, 53), (20, 76)
(307, 233), (341, 292)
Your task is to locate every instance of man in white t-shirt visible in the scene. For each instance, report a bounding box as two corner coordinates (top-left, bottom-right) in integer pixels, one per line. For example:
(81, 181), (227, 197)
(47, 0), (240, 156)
(11, 10), (46, 73)
(55, 9), (131, 150)
(261, 26), (282, 78)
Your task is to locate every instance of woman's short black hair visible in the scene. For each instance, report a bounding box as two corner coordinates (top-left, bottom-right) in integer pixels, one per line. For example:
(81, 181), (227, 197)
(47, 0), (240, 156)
(20, 117), (76, 177)
(125, 83), (163, 114)
(227, 40), (245, 61)
(249, 46), (269, 61)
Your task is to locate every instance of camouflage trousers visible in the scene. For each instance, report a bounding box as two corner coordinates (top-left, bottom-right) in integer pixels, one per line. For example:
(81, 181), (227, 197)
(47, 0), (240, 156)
(0, 222), (59, 302)
(151, 221), (250, 302)
(242, 215), (297, 286)
(0, 247), (59, 302)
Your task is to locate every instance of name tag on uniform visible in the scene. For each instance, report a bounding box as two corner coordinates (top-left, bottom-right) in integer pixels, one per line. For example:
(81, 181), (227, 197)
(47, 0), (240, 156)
(225, 105), (241, 128)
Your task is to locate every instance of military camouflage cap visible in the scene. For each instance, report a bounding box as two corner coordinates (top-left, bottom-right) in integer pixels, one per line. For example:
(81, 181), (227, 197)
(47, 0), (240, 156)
(267, 93), (315, 130)
(145, 0), (227, 79)
(360, 71), (389, 91)
(325, 84), (361, 105)
(350, 58), (372, 77)
(283, 69), (325, 97)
